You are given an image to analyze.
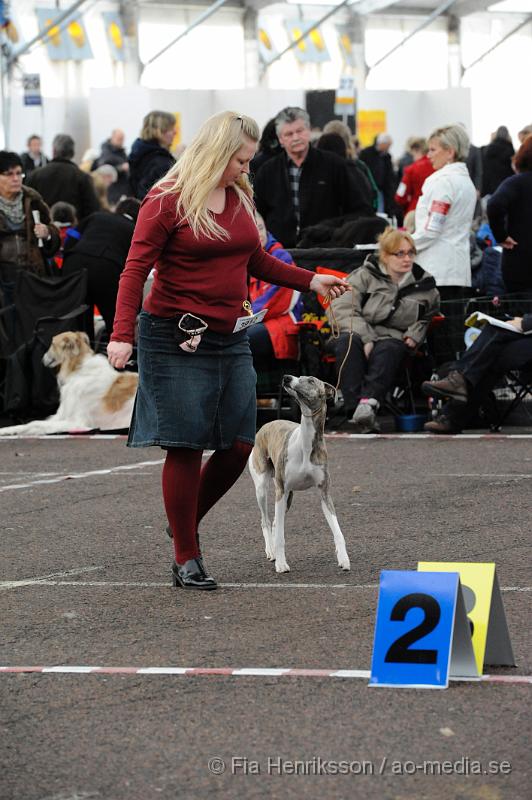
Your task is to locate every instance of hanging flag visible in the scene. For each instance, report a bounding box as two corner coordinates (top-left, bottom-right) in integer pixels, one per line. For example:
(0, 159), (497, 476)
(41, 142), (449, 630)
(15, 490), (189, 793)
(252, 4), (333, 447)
(35, 8), (93, 61)
(102, 12), (125, 62)
(336, 25), (355, 68)
(257, 23), (278, 64)
(284, 20), (330, 64)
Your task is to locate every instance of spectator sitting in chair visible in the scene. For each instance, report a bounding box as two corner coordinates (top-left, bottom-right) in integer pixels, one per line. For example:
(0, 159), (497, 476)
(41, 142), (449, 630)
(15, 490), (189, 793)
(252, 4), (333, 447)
(422, 314), (532, 434)
(326, 226), (440, 432)
(247, 213), (302, 364)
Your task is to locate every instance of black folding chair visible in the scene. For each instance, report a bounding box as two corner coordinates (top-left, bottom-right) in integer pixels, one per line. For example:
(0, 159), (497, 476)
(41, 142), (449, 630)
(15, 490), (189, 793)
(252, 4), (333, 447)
(0, 270), (91, 417)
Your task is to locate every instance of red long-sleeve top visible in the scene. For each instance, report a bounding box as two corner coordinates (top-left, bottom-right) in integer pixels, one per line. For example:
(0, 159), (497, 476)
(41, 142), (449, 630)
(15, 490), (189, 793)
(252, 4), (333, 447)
(111, 187), (313, 344)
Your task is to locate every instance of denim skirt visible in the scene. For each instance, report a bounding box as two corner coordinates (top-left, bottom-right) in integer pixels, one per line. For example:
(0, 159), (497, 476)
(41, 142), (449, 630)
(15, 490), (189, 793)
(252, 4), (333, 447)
(128, 311), (257, 450)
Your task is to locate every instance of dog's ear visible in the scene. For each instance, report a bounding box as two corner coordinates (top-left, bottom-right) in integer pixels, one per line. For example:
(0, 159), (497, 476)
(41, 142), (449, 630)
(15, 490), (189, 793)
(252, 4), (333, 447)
(80, 332), (90, 347)
(323, 382), (337, 400)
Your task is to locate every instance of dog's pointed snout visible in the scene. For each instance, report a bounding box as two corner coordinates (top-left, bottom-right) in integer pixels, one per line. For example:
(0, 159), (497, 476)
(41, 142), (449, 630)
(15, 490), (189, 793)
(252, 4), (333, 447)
(282, 375), (294, 387)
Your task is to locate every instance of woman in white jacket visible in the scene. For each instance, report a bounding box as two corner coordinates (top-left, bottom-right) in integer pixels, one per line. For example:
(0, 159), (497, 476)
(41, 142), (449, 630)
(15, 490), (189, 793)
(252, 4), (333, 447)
(413, 124), (476, 362)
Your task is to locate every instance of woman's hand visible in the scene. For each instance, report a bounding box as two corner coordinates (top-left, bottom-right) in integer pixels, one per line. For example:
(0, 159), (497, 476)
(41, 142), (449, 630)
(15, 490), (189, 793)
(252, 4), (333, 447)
(309, 273), (350, 300)
(33, 223), (49, 240)
(508, 317), (523, 331)
(363, 342), (374, 359)
(404, 336), (418, 350)
(501, 236), (517, 250)
(107, 341), (133, 370)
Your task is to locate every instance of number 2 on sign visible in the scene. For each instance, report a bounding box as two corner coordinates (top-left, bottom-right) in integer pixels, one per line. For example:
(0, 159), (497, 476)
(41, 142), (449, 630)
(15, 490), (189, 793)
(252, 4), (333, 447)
(384, 593), (441, 664)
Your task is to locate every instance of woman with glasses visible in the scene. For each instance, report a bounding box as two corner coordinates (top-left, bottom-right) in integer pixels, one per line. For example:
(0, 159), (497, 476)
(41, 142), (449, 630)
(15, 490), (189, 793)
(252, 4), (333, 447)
(0, 150), (60, 311)
(107, 111), (349, 591)
(327, 227), (440, 433)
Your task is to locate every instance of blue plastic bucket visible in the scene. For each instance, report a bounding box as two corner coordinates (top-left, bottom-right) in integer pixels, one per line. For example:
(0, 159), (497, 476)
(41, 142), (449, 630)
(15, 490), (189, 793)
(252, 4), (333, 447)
(394, 413), (427, 432)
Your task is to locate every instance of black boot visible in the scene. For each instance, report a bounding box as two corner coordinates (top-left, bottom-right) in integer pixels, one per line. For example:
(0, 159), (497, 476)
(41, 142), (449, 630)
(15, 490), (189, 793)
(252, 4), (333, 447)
(171, 559), (217, 590)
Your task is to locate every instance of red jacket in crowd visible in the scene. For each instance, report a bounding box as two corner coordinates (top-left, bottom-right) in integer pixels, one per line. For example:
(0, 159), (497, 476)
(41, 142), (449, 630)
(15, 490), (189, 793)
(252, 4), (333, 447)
(394, 155), (434, 214)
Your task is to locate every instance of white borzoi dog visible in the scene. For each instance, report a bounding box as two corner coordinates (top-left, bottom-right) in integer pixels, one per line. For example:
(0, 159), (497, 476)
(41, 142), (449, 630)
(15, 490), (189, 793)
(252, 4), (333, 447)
(0, 331), (138, 436)
(249, 374), (350, 573)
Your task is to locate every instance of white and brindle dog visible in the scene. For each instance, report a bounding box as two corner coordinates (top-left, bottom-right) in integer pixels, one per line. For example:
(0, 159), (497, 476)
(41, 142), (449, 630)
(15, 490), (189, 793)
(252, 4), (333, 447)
(249, 374), (350, 573)
(0, 331), (138, 436)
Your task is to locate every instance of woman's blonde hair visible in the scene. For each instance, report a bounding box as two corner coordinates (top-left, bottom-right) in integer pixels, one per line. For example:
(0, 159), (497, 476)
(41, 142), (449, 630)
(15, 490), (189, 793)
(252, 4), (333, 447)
(154, 111), (260, 240)
(378, 226), (416, 261)
(323, 120), (355, 159)
(428, 124), (470, 162)
(141, 110), (176, 143)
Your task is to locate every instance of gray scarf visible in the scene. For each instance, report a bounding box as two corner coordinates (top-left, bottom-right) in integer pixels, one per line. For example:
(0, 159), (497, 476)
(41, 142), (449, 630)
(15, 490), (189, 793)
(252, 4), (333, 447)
(0, 192), (24, 226)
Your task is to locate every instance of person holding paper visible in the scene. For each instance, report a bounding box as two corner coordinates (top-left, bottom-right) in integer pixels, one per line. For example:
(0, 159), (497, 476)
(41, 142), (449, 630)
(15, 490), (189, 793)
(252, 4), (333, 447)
(422, 314), (532, 433)
(107, 111), (349, 591)
(0, 150), (60, 312)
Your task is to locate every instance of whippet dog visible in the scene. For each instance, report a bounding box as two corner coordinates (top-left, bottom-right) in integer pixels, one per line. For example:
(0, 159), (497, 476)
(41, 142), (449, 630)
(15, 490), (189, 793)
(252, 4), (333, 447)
(249, 375), (350, 573)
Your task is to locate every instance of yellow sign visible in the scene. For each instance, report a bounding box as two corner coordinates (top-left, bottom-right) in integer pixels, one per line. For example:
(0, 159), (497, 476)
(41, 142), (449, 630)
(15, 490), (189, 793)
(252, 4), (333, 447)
(418, 562), (514, 673)
(171, 112), (182, 150)
(356, 110), (387, 149)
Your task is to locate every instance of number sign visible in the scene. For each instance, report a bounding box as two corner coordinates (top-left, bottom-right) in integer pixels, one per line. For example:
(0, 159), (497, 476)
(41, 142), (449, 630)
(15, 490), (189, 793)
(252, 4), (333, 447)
(370, 570), (478, 688)
(418, 562), (515, 672)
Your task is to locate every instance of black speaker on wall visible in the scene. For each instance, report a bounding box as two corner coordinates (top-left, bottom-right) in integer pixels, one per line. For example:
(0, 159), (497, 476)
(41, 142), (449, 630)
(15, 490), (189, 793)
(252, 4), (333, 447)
(305, 89), (355, 132)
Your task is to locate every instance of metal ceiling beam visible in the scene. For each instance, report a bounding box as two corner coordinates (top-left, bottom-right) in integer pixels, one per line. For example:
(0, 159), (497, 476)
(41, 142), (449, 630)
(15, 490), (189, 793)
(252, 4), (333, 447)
(350, 0), (399, 14)
(142, 0), (231, 68)
(463, 13), (532, 71)
(368, 0), (455, 70)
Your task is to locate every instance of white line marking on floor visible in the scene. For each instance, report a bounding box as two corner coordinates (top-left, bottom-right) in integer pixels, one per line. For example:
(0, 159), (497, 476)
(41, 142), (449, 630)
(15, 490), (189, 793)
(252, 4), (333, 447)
(0, 664), (530, 684)
(0, 566), (103, 591)
(0, 460), (164, 493)
(325, 433), (532, 439)
(0, 579), (528, 592)
(433, 474), (532, 478)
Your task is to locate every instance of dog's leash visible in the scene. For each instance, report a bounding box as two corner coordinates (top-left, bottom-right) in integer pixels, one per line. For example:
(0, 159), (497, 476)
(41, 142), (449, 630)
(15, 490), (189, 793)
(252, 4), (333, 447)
(324, 287), (356, 395)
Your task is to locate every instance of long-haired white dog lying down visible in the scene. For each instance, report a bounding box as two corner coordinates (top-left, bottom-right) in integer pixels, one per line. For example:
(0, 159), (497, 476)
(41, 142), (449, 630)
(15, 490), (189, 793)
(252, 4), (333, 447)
(0, 331), (138, 436)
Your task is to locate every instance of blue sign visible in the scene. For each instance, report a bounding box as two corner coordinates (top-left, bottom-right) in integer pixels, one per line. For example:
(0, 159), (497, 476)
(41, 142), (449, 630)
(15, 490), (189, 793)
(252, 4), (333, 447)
(370, 570), (460, 688)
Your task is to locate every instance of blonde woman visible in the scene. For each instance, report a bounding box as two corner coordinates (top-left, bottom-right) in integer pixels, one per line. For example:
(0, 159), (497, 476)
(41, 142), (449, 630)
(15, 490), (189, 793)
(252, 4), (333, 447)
(327, 227), (439, 432)
(108, 111), (349, 591)
(128, 110), (177, 199)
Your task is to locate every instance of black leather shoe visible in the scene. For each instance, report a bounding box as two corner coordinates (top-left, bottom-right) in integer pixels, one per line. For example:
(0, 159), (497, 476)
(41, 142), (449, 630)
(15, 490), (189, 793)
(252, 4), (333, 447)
(166, 525), (201, 556)
(171, 559), (217, 590)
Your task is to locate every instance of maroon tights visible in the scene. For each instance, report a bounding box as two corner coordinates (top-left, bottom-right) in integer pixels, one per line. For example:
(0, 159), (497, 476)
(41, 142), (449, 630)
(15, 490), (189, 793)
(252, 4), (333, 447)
(162, 440), (253, 563)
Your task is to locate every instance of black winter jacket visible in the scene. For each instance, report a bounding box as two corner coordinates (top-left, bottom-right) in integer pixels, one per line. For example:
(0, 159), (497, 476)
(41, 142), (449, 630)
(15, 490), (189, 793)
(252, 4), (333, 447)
(358, 144), (396, 215)
(253, 148), (373, 248)
(26, 158), (100, 221)
(63, 211), (135, 269)
(481, 138), (514, 196)
(128, 138), (175, 200)
(487, 171), (532, 290)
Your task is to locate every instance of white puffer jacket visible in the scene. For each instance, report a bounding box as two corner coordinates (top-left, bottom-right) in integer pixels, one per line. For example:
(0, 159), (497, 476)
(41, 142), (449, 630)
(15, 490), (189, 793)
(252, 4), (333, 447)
(413, 162), (476, 287)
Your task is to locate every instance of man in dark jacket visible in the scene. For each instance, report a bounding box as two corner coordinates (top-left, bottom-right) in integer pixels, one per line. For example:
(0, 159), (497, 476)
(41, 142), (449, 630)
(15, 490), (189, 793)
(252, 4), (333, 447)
(359, 134), (397, 217)
(93, 129), (130, 204)
(26, 134), (100, 220)
(20, 135), (48, 179)
(253, 107), (370, 248)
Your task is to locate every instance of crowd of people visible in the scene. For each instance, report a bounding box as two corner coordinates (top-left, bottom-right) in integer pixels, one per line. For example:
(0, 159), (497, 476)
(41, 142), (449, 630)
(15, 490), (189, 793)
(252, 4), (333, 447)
(1, 108), (531, 439)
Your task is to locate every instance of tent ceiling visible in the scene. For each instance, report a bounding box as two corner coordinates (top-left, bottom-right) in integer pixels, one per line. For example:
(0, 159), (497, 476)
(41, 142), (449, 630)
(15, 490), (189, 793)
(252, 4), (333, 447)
(137, 0), (520, 18)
